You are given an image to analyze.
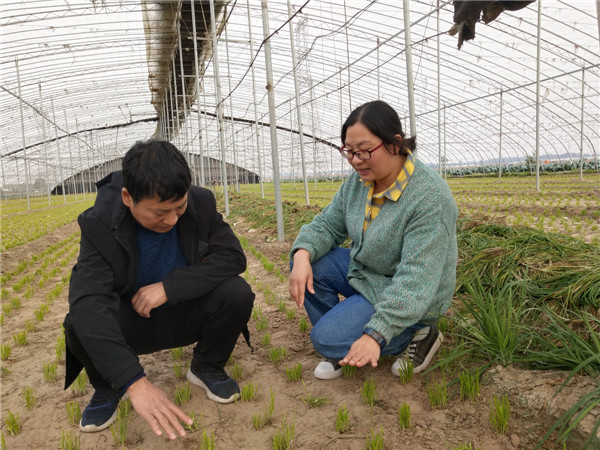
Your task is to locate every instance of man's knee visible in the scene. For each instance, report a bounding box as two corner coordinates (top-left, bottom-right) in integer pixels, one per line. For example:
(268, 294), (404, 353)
(218, 276), (255, 318)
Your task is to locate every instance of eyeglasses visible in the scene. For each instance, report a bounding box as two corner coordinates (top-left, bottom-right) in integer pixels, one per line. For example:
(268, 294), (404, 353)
(339, 142), (384, 161)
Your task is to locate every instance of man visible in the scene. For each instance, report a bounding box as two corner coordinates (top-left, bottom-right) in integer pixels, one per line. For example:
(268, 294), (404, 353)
(64, 140), (254, 440)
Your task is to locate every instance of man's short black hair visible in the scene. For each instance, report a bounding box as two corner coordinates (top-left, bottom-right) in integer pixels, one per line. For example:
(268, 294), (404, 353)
(122, 140), (192, 203)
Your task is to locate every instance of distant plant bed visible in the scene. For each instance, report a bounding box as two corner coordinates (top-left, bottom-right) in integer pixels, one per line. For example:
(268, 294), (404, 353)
(1, 198), (94, 251)
(446, 160), (599, 177)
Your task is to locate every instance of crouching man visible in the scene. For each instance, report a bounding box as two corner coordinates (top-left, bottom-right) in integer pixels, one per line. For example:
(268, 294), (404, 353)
(63, 140), (254, 439)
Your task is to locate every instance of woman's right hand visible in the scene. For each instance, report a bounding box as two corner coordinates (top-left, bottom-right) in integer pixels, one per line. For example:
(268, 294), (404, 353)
(289, 249), (315, 308)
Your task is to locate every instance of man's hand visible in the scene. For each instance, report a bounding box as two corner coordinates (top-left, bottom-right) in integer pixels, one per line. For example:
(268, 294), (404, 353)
(131, 283), (168, 318)
(288, 249), (314, 308)
(127, 377), (192, 440)
(339, 334), (381, 368)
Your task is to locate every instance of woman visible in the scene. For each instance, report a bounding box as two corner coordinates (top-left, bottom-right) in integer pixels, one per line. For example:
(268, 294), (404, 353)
(289, 100), (458, 379)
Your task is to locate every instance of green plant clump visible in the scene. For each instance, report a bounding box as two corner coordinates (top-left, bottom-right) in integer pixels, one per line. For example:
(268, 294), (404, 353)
(335, 404), (349, 433)
(489, 394), (510, 434)
(360, 377), (377, 407)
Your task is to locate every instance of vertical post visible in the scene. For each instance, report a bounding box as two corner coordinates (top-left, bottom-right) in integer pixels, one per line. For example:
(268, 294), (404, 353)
(209, 0), (230, 215)
(443, 106), (447, 181)
(290, 99), (295, 187)
(579, 68), (585, 180)
(402, 0), (417, 154)
(172, 53), (182, 148)
(50, 98), (67, 203)
(15, 59), (32, 210)
(261, 0), (284, 241)
(436, 2), (441, 175)
(287, 0), (309, 204)
(177, 17), (191, 162)
(75, 118), (86, 198)
(499, 91), (503, 180)
(376, 37), (380, 100)
(343, 0), (352, 110)
(535, 0), (541, 191)
(224, 11), (240, 193)
(247, 0), (264, 198)
(63, 110), (78, 200)
(310, 83), (317, 188)
(191, 0), (205, 186)
(38, 83), (51, 205)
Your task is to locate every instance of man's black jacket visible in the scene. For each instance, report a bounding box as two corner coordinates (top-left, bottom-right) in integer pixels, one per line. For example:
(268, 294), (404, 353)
(64, 171), (246, 391)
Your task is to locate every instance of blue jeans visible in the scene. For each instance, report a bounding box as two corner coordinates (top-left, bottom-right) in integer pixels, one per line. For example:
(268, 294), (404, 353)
(300, 247), (425, 361)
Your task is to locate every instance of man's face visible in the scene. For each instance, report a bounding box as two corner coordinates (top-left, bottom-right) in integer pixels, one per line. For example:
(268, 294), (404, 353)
(121, 188), (188, 233)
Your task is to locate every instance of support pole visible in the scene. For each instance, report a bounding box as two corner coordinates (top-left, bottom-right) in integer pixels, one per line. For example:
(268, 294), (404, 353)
(63, 109), (77, 200)
(579, 68), (585, 180)
(75, 118), (86, 198)
(343, 0), (352, 110)
(209, 0), (230, 215)
(177, 17), (191, 161)
(499, 91), (503, 180)
(287, 0), (309, 205)
(224, 13), (240, 193)
(436, 2), (441, 175)
(377, 37), (381, 100)
(247, 0), (264, 197)
(535, 0), (541, 191)
(15, 59), (31, 210)
(443, 106), (447, 181)
(310, 83), (317, 188)
(50, 98), (67, 203)
(38, 83), (51, 206)
(402, 0), (417, 154)
(261, 0), (284, 242)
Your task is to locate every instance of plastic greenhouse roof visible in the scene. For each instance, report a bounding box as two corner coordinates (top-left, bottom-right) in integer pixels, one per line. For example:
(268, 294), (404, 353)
(1, 0), (599, 189)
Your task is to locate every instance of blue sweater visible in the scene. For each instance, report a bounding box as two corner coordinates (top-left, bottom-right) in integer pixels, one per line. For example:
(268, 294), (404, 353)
(291, 158), (458, 344)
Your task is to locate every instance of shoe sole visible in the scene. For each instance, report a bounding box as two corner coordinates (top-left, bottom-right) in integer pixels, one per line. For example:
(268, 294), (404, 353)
(186, 368), (240, 404)
(413, 332), (443, 373)
(79, 409), (118, 433)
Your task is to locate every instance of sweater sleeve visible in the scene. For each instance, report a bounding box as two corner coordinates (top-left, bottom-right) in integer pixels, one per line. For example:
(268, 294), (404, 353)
(290, 185), (349, 262)
(365, 197), (456, 344)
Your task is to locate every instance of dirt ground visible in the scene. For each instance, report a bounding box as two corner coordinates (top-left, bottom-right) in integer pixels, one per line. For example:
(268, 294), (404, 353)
(1, 219), (599, 449)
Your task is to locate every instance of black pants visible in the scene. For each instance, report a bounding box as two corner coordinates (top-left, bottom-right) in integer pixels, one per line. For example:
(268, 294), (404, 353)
(64, 276), (254, 389)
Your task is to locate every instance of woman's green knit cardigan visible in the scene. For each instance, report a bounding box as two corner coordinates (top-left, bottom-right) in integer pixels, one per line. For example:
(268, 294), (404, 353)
(291, 158), (458, 345)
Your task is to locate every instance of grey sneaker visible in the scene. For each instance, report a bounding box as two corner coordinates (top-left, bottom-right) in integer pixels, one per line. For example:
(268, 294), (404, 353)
(391, 326), (443, 376)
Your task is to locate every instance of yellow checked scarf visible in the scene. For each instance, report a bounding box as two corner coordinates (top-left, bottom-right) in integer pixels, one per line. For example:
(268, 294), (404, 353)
(363, 151), (415, 231)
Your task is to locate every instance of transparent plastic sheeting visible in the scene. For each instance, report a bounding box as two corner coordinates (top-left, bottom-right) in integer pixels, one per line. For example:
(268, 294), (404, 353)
(1, 0), (598, 191)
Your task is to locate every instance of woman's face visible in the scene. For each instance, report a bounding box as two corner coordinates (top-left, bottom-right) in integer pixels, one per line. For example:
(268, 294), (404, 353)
(343, 122), (404, 191)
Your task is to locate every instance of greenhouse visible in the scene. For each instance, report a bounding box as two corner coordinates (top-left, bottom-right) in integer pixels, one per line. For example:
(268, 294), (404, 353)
(1, 1), (599, 449)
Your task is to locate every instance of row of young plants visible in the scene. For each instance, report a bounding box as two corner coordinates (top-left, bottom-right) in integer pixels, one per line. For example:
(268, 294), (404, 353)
(1, 226), (82, 448)
(221, 190), (600, 449)
(0, 232), (79, 329)
(0, 197), (94, 251)
(0, 193), (95, 216)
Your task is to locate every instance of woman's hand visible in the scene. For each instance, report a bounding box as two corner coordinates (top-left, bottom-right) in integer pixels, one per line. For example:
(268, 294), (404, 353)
(339, 334), (381, 368)
(288, 249), (314, 308)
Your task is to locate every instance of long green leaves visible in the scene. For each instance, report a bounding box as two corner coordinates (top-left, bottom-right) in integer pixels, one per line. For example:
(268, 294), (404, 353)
(456, 221), (600, 312)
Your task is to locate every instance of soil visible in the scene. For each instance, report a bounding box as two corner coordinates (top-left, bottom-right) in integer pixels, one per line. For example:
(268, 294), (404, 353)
(1, 219), (599, 450)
